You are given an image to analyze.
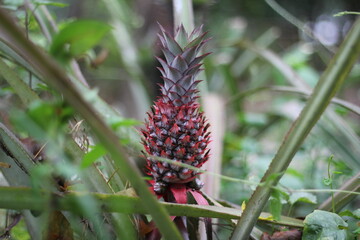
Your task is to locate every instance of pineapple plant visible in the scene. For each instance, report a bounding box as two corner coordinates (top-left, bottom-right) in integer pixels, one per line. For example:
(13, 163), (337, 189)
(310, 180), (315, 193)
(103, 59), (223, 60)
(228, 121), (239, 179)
(141, 24), (211, 195)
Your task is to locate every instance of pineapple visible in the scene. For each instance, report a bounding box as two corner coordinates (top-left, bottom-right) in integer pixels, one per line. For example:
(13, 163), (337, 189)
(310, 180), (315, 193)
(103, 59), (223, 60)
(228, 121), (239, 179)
(141, 25), (211, 194)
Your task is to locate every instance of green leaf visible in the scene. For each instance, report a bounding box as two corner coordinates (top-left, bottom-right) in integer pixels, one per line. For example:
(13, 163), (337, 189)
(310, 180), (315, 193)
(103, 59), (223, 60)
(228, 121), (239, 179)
(289, 192), (317, 205)
(33, 0), (68, 7)
(27, 100), (73, 132)
(50, 20), (111, 61)
(339, 210), (359, 219)
(0, 57), (39, 106)
(303, 210), (348, 240)
(81, 145), (107, 169)
(340, 209), (360, 239)
(269, 189), (282, 220)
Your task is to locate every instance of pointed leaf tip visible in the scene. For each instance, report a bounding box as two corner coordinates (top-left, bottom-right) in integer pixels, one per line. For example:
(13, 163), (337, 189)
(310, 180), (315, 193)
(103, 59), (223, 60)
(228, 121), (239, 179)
(157, 22), (166, 33)
(175, 24), (189, 49)
(185, 31), (208, 50)
(189, 25), (204, 41)
(171, 55), (188, 72)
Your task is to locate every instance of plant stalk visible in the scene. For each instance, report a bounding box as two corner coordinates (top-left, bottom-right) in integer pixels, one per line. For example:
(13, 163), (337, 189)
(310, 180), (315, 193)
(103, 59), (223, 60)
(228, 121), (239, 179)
(172, 0), (194, 32)
(318, 171), (360, 212)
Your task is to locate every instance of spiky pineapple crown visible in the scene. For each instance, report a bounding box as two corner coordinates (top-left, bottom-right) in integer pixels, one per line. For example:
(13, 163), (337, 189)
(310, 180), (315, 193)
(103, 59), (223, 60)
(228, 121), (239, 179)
(157, 24), (210, 106)
(142, 25), (211, 194)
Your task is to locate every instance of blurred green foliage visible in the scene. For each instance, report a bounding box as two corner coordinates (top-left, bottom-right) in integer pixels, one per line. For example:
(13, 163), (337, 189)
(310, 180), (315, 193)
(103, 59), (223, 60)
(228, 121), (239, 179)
(0, 0), (359, 239)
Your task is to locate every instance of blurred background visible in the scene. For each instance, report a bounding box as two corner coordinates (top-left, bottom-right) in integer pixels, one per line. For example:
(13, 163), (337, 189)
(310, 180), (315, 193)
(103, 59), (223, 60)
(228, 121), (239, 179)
(1, 0), (360, 237)
(55, 0), (360, 117)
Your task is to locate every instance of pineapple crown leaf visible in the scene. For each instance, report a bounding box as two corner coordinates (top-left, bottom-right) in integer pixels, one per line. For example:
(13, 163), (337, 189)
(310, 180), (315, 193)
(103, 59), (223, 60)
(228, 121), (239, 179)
(159, 75), (201, 102)
(181, 43), (208, 64)
(174, 24), (188, 48)
(166, 66), (183, 81)
(171, 24), (205, 50)
(158, 23), (209, 53)
(188, 24), (204, 41)
(171, 55), (188, 72)
(162, 48), (175, 63)
(193, 52), (212, 64)
(185, 31), (208, 50)
(158, 31), (183, 55)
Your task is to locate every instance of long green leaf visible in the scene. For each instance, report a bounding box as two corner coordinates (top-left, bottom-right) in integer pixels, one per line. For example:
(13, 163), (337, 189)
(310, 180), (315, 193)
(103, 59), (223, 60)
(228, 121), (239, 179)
(0, 8), (181, 240)
(0, 186), (304, 228)
(0, 57), (40, 105)
(0, 122), (36, 175)
(231, 18), (360, 240)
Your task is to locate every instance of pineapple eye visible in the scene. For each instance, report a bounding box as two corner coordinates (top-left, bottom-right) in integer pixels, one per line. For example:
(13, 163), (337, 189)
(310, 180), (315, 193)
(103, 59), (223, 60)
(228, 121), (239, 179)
(199, 142), (206, 149)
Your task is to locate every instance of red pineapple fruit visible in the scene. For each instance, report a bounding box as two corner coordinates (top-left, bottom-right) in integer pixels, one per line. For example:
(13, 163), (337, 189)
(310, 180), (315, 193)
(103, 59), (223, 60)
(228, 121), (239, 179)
(141, 25), (211, 195)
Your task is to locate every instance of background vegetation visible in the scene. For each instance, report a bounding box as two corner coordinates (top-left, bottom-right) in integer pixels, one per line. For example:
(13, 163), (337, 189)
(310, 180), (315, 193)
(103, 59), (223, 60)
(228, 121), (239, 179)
(0, 0), (359, 239)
